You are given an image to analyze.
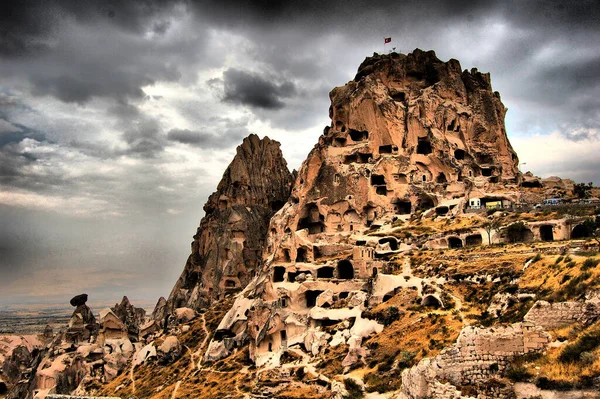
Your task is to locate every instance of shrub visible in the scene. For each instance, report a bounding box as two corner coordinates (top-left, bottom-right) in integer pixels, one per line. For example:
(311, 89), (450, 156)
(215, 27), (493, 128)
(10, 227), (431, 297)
(343, 378), (364, 399)
(531, 253), (543, 263)
(558, 330), (600, 363)
(555, 255), (564, 264)
(506, 365), (532, 382)
(580, 351), (596, 366)
(582, 258), (600, 271)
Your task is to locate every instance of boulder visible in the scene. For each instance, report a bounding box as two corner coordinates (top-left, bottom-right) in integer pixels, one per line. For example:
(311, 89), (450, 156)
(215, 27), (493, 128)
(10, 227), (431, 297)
(157, 336), (181, 364)
(174, 307), (196, 323)
(69, 293), (88, 307)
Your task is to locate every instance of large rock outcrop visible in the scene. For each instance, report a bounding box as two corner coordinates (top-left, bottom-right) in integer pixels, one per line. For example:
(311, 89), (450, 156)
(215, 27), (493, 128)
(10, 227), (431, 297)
(204, 49), (523, 366)
(165, 134), (294, 314)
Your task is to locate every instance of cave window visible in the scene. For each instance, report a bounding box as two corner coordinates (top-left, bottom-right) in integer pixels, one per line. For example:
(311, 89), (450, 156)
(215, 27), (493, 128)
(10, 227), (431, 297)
(416, 137), (432, 155)
(379, 145), (393, 154)
(435, 206), (449, 216)
(349, 129), (369, 141)
(448, 237), (463, 249)
(393, 200), (411, 215)
(447, 119), (457, 131)
(422, 174), (427, 182)
(481, 168), (493, 177)
(379, 237), (398, 250)
(340, 292), (349, 299)
(540, 225), (554, 241)
(283, 249), (291, 262)
(372, 267), (378, 277)
(469, 170), (473, 177)
(273, 267), (285, 283)
(281, 298), (288, 308)
(454, 149), (465, 160)
(333, 137), (347, 147)
(376, 186), (387, 195)
(436, 173), (447, 183)
(296, 248), (308, 263)
(317, 266), (334, 279)
(288, 271), (299, 282)
(280, 330), (287, 341)
(337, 260), (354, 279)
(306, 290), (323, 307)
(465, 234), (482, 246)
(422, 295), (442, 308)
(225, 280), (236, 288)
(371, 175), (386, 185)
(572, 224), (592, 239)
(391, 92), (406, 102)
(358, 153), (372, 163)
(268, 342), (273, 352)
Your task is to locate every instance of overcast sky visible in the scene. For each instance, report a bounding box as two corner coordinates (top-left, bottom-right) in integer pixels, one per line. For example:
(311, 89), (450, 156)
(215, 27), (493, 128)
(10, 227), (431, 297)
(1, 0), (599, 307)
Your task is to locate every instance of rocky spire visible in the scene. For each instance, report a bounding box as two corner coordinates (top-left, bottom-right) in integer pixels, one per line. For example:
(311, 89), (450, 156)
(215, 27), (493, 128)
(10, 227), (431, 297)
(164, 134), (293, 315)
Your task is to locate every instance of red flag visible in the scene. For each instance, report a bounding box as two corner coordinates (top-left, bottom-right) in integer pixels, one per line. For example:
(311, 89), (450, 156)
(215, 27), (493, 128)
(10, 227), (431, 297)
(384, 37), (391, 44)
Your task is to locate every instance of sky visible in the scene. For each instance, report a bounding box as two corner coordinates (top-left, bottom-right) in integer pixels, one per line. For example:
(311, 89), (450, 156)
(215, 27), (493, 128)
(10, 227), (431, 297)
(1, 0), (599, 307)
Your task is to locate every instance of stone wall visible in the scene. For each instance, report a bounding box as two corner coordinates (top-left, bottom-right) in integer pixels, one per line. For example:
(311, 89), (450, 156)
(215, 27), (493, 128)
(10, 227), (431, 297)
(401, 322), (549, 398)
(524, 295), (600, 330)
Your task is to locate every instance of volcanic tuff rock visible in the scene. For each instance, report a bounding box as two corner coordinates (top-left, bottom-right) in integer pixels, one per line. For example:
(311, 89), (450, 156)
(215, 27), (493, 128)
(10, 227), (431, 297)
(165, 134), (294, 315)
(111, 296), (146, 339)
(203, 49), (525, 366)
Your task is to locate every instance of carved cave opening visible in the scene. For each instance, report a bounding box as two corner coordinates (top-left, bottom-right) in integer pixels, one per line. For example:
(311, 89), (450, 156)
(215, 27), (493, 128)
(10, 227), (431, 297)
(317, 266), (334, 279)
(306, 290), (324, 307)
(371, 174), (386, 185)
(416, 137), (432, 155)
(448, 236), (463, 249)
(392, 199), (411, 215)
(273, 267), (285, 283)
(436, 173), (447, 184)
(421, 295), (442, 308)
(379, 144), (395, 154)
(378, 237), (399, 251)
(296, 247), (308, 263)
(454, 149), (466, 160)
(337, 259), (354, 279)
(333, 137), (347, 147)
(465, 234), (483, 246)
(571, 223), (592, 239)
(540, 225), (554, 241)
(349, 129), (369, 142)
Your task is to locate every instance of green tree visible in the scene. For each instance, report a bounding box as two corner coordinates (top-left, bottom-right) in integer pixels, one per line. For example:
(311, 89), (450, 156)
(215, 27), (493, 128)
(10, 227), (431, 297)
(574, 182), (593, 199)
(483, 217), (501, 245)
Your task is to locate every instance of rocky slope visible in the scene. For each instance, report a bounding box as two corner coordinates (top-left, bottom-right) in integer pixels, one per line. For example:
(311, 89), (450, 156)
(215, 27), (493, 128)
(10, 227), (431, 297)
(4, 49), (600, 399)
(165, 134), (294, 313)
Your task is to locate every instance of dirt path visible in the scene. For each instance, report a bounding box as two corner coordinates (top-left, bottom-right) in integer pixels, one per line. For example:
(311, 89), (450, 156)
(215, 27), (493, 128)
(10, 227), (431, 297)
(171, 314), (211, 398)
(129, 364), (136, 394)
(196, 313), (210, 369)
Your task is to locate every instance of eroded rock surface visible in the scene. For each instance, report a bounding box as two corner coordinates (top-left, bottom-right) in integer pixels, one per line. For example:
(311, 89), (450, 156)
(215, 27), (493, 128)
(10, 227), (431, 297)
(165, 134), (293, 314)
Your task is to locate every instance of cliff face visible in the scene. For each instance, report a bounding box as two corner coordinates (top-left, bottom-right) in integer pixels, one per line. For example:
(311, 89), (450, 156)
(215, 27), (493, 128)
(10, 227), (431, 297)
(265, 49), (520, 273)
(165, 134), (294, 313)
(203, 49), (524, 367)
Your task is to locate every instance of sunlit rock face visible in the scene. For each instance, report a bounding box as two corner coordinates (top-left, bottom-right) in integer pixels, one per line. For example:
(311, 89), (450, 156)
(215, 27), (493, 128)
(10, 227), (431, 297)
(204, 49), (522, 366)
(165, 134), (294, 315)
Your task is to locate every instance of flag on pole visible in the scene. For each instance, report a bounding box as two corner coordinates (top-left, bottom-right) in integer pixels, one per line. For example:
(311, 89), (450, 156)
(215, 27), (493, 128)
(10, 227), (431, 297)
(384, 37), (391, 44)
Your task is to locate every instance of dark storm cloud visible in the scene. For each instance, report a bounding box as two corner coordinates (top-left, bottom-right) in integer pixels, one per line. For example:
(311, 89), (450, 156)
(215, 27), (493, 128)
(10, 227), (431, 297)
(221, 68), (296, 110)
(0, 0), (180, 57)
(166, 128), (241, 148)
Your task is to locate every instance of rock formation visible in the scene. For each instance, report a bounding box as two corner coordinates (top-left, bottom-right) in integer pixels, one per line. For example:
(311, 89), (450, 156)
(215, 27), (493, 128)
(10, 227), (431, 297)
(66, 293), (97, 343)
(165, 134), (294, 314)
(110, 296), (146, 340)
(205, 49), (524, 366)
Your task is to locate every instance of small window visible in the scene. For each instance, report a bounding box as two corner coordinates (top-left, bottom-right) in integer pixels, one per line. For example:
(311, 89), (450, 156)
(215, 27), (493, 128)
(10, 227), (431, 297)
(422, 175), (427, 182)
